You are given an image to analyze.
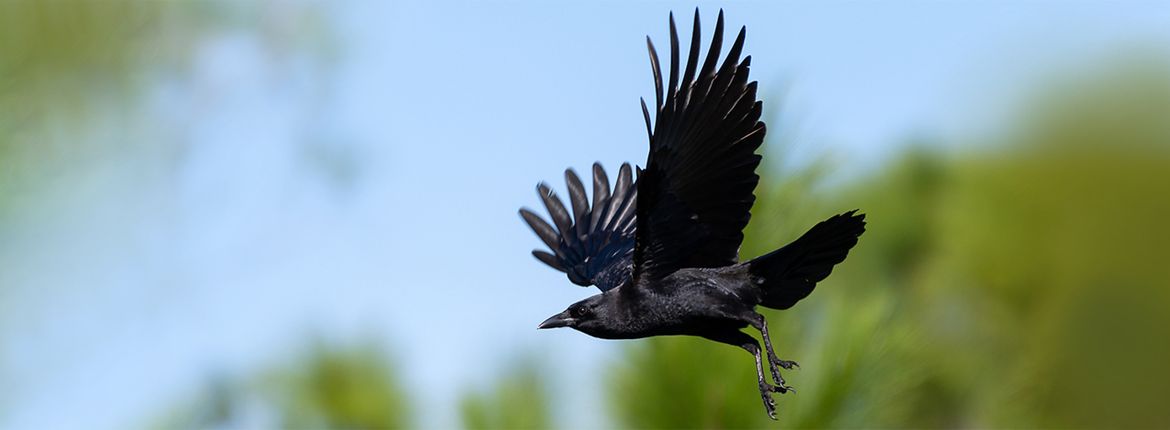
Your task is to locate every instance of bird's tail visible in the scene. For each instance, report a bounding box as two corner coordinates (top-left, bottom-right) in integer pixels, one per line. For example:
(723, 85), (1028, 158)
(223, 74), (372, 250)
(746, 210), (866, 310)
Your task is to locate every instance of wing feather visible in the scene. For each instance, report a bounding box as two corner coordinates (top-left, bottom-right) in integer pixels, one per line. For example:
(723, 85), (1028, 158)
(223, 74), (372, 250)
(634, 9), (767, 283)
(520, 10), (764, 290)
(588, 163), (611, 230)
(565, 169), (590, 239)
(537, 184), (576, 249)
(519, 208), (560, 253)
(520, 163), (637, 291)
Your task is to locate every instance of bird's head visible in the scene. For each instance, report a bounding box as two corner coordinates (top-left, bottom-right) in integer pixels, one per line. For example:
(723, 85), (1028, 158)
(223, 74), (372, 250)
(537, 294), (618, 337)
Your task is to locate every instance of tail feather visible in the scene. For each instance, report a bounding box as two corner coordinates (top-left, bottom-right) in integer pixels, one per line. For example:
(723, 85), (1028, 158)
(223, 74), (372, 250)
(748, 210), (866, 309)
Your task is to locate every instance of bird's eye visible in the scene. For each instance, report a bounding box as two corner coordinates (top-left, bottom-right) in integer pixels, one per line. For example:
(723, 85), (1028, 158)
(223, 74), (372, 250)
(571, 306), (587, 317)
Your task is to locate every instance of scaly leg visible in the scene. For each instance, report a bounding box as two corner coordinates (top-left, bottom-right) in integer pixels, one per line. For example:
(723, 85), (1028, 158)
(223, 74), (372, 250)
(702, 330), (781, 420)
(751, 313), (797, 393)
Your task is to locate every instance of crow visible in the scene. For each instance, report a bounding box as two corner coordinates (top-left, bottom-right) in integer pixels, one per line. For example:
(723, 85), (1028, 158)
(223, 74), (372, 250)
(519, 10), (866, 420)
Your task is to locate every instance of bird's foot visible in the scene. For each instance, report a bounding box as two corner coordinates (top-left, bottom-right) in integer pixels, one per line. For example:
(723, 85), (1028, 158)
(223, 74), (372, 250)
(757, 383), (778, 420)
(766, 357), (798, 394)
(774, 358), (799, 370)
(767, 366), (786, 392)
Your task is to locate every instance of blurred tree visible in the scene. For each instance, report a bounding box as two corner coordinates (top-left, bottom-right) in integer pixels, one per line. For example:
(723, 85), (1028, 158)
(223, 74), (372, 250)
(459, 358), (553, 430)
(913, 57), (1170, 428)
(151, 340), (411, 429)
(0, 1), (334, 201)
(263, 341), (412, 429)
(0, 2), (215, 163)
(149, 372), (250, 430)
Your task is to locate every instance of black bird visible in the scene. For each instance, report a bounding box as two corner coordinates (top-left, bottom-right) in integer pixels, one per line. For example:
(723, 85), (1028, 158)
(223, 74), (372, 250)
(519, 10), (866, 420)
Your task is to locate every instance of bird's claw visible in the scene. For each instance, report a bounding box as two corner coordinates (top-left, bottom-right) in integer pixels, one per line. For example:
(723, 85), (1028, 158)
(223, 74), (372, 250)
(771, 383), (795, 394)
(767, 357), (798, 395)
(758, 384), (778, 420)
(776, 359), (799, 370)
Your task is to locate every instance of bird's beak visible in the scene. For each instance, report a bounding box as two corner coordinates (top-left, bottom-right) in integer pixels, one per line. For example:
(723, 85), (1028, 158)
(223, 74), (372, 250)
(538, 311), (574, 329)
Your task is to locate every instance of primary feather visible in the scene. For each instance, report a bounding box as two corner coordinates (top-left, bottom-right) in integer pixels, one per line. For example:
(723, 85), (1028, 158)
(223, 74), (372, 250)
(634, 10), (765, 283)
(520, 163), (636, 292)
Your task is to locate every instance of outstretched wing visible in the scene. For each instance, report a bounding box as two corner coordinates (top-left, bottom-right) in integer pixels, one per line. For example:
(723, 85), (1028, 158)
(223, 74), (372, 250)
(520, 163), (638, 292)
(634, 10), (766, 282)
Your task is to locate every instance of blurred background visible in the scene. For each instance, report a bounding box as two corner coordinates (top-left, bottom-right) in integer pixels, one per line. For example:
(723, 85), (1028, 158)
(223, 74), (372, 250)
(2, 1), (1169, 429)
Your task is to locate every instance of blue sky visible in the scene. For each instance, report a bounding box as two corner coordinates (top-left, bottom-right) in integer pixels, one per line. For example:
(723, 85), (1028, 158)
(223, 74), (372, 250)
(3, 1), (1170, 428)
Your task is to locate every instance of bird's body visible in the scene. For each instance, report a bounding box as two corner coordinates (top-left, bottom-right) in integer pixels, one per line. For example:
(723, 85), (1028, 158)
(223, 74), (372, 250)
(520, 9), (866, 420)
(569, 266), (757, 340)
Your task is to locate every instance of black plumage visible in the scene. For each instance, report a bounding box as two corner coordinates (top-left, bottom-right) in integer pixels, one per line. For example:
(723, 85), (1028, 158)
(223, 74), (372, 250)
(520, 163), (636, 291)
(519, 10), (866, 420)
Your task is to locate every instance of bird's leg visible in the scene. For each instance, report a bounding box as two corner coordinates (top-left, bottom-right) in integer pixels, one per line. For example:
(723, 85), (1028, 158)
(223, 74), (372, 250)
(740, 340), (781, 420)
(703, 330), (780, 420)
(751, 313), (797, 393)
(747, 342), (779, 420)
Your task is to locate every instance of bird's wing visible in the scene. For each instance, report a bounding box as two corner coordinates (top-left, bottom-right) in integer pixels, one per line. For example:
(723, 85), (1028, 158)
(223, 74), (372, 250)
(634, 10), (766, 283)
(520, 163), (637, 292)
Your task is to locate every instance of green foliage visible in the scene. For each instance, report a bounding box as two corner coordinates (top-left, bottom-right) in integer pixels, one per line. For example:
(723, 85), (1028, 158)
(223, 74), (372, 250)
(0, 2), (220, 219)
(0, 1), (332, 206)
(0, 2), (213, 133)
(609, 337), (763, 428)
(263, 342), (412, 429)
(460, 359), (553, 430)
(151, 340), (411, 429)
(907, 61), (1170, 428)
(1, 2), (162, 106)
(148, 374), (248, 430)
